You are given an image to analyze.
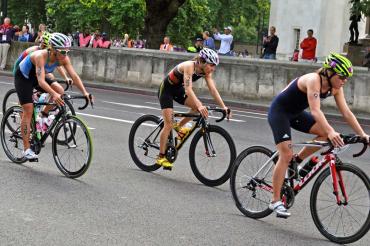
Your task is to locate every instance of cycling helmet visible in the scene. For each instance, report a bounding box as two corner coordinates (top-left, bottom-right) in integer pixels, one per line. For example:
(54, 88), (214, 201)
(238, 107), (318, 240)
(199, 48), (219, 65)
(40, 31), (51, 47)
(323, 53), (353, 77)
(49, 32), (71, 49)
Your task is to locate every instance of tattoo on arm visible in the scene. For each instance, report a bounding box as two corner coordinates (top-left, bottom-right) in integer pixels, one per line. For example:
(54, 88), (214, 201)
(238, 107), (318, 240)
(36, 67), (42, 77)
(185, 75), (191, 87)
(313, 92), (319, 99)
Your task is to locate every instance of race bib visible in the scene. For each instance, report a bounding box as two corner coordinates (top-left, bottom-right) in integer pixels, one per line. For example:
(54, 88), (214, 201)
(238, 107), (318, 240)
(2, 35), (6, 41)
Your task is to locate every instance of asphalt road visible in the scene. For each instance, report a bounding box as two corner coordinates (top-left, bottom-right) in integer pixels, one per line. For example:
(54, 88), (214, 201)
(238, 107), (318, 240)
(0, 75), (369, 246)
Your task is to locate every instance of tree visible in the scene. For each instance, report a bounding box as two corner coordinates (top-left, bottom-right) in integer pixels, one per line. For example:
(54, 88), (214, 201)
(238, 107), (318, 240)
(350, 0), (370, 16)
(143, 0), (186, 49)
(7, 0), (47, 30)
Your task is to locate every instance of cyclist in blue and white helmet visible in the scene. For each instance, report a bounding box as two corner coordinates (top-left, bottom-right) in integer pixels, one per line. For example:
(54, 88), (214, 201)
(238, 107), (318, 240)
(14, 32), (92, 160)
(156, 47), (230, 170)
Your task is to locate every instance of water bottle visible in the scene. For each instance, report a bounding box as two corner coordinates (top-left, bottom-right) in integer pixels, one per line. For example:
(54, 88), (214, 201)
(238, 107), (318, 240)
(36, 93), (48, 113)
(299, 156), (319, 177)
(44, 114), (55, 128)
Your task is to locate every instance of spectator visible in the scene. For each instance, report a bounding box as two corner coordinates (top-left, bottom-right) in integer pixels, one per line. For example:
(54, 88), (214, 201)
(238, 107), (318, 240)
(73, 31), (80, 46)
(213, 26), (233, 56)
(159, 36), (173, 51)
(187, 38), (203, 53)
(300, 29), (317, 62)
(202, 31), (215, 50)
(122, 33), (129, 47)
(0, 17), (18, 70)
(349, 0), (361, 45)
(67, 33), (73, 46)
(34, 23), (46, 44)
(99, 32), (111, 49)
(91, 31), (101, 48)
(79, 30), (91, 47)
(18, 25), (34, 42)
(262, 26), (279, 59)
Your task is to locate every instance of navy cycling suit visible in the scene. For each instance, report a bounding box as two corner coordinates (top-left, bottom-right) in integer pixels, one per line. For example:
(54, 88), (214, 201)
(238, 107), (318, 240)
(268, 76), (331, 144)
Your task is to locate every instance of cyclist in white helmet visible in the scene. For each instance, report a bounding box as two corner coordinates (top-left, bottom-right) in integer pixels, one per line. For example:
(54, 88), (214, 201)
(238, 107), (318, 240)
(156, 48), (231, 169)
(15, 32), (92, 160)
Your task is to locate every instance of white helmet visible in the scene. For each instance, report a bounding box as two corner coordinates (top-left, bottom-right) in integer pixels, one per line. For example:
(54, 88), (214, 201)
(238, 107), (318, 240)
(199, 48), (219, 65)
(50, 32), (71, 49)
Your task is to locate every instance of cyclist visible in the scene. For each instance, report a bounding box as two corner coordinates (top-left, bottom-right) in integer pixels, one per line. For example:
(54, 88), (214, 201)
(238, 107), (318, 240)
(14, 32), (91, 160)
(267, 53), (369, 218)
(12, 31), (70, 82)
(157, 48), (231, 169)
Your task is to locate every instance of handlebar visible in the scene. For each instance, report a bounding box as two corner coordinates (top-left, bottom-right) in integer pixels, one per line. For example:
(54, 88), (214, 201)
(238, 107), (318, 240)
(206, 106), (230, 122)
(62, 94), (93, 110)
(321, 134), (368, 157)
(56, 79), (73, 91)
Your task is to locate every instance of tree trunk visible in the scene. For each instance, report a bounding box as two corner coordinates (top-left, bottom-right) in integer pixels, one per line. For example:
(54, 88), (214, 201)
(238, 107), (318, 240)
(143, 0), (186, 49)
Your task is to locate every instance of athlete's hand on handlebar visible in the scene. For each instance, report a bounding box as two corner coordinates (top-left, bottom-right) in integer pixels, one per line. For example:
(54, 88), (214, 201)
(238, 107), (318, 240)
(224, 107), (232, 120)
(198, 105), (208, 119)
(83, 92), (94, 108)
(52, 93), (64, 106)
(328, 131), (344, 147)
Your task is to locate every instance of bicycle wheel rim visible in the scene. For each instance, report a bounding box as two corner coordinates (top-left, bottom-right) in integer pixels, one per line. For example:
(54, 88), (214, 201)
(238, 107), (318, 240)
(311, 164), (370, 243)
(52, 116), (92, 178)
(230, 146), (274, 218)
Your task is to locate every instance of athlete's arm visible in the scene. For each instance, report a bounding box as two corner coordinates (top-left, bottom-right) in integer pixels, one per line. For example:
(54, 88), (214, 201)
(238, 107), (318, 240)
(56, 66), (71, 82)
(334, 88), (368, 140)
(306, 74), (343, 146)
(59, 56), (90, 98)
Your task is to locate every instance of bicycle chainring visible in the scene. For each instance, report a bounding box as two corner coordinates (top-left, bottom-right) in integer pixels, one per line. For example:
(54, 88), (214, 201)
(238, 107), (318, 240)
(281, 185), (295, 209)
(166, 144), (177, 163)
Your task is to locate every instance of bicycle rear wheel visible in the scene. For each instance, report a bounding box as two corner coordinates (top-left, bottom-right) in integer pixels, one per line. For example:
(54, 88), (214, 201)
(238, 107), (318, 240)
(52, 115), (93, 178)
(310, 163), (370, 244)
(0, 106), (27, 164)
(2, 88), (18, 114)
(189, 125), (236, 186)
(128, 114), (162, 172)
(230, 146), (275, 219)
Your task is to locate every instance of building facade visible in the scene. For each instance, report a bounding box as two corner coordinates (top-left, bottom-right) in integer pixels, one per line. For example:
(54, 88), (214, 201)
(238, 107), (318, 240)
(269, 0), (366, 60)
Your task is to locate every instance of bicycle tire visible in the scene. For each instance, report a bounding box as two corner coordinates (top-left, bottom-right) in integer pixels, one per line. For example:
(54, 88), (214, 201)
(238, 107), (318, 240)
(0, 106), (27, 164)
(2, 88), (18, 114)
(230, 146), (275, 219)
(54, 99), (76, 145)
(189, 125), (236, 186)
(310, 163), (370, 244)
(52, 115), (93, 178)
(128, 114), (162, 172)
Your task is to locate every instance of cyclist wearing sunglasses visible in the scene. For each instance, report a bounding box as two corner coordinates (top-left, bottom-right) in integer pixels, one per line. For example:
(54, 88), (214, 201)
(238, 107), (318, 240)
(14, 32), (91, 160)
(267, 53), (369, 218)
(12, 31), (71, 84)
(156, 48), (231, 169)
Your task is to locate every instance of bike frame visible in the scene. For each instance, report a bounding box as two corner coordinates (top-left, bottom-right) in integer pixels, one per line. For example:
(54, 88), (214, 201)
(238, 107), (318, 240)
(253, 143), (349, 205)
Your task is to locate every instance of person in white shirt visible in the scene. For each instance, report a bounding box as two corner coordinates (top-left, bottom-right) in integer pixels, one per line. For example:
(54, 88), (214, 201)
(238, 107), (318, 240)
(213, 26), (233, 56)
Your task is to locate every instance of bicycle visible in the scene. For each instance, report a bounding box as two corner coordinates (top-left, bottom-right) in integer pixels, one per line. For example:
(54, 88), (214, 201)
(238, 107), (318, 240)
(128, 107), (236, 186)
(230, 134), (370, 244)
(0, 94), (94, 179)
(2, 79), (73, 114)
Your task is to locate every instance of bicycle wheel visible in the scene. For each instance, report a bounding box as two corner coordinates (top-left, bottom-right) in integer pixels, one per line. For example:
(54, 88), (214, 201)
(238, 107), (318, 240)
(230, 146), (275, 219)
(2, 88), (18, 114)
(54, 100), (76, 145)
(0, 106), (27, 164)
(189, 125), (236, 186)
(310, 163), (370, 244)
(52, 115), (93, 178)
(128, 114), (162, 172)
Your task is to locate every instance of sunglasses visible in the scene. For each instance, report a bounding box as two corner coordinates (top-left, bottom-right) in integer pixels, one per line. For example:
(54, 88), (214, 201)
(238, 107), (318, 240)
(56, 49), (70, 55)
(338, 74), (348, 81)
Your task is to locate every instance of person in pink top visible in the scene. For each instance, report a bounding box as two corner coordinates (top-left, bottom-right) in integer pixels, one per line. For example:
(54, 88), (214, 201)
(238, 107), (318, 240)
(99, 33), (111, 49)
(79, 30), (91, 47)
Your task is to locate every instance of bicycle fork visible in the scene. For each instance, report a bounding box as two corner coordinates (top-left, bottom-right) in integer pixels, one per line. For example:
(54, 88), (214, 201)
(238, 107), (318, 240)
(202, 130), (216, 157)
(329, 155), (349, 205)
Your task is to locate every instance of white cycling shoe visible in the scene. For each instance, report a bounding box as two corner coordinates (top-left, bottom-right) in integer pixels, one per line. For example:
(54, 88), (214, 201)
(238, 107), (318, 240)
(269, 201), (291, 218)
(23, 148), (38, 160)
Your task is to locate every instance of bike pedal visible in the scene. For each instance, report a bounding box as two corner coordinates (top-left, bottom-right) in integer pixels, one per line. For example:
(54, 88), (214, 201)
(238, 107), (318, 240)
(28, 158), (39, 162)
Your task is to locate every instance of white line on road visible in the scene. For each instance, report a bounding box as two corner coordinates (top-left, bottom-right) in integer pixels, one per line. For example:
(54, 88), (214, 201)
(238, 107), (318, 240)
(0, 81), (13, 85)
(102, 101), (161, 111)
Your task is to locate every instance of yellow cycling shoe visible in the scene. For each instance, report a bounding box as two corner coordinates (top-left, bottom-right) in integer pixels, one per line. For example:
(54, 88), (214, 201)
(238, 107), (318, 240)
(156, 156), (173, 170)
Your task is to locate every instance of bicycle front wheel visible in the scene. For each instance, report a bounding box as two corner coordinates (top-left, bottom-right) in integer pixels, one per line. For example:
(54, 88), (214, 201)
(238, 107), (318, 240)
(52, 115), (93, 178)
(189, 125), (236, 186)
(2, 88), (18, 114)
(128, 114), (162, 172)
(0, 106), (27, 164)
(230, 146), (275, 219)
(310, 163), (370, 244)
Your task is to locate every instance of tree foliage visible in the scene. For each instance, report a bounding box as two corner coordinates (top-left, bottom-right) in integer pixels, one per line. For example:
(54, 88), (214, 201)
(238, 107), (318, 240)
(350, 0), (370, 16)
(7, 0), (47, 29)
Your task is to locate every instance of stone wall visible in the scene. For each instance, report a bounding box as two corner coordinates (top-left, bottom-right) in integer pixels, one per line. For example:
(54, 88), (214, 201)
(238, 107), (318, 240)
(7, 41), (370, 113)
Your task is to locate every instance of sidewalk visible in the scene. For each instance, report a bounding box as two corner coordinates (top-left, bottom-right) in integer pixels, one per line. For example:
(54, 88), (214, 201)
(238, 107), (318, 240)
(2, 69), (370, 125)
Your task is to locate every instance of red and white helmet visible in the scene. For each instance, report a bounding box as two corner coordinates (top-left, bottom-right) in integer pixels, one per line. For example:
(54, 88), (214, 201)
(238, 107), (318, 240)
(199, 48), (219, 65)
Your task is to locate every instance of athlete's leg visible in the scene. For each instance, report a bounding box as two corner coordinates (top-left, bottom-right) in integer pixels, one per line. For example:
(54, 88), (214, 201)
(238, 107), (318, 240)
(296, 122), (327, 159)
(20, 103), (33, 150)
(159, 108), (173, 155)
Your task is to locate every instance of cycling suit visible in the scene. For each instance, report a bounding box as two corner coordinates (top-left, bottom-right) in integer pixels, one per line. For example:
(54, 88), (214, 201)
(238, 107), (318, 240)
(14, 53), (59, 105)
(12, 46), (40, 76)
(268, 76), (331, 144)
(158, 62), (203, 109)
